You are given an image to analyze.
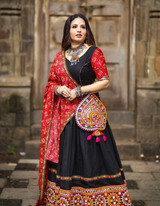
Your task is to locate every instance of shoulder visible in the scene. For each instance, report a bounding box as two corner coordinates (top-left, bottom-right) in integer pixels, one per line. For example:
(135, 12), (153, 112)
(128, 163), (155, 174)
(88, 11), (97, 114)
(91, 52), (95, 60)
(91, 47), (106, 66)
(51, 51), (63, 64)
(92, 47), (104, 55)
(91, 47), (106, 60)
(55, 51), (63, 59)
(51, 51), (63, 68)
(88, 46), (98, 52)
(84, 46), (97, 58)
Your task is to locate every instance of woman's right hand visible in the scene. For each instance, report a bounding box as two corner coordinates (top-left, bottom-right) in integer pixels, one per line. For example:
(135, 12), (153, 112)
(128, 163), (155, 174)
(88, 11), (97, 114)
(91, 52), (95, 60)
(57, 86), (71, 98)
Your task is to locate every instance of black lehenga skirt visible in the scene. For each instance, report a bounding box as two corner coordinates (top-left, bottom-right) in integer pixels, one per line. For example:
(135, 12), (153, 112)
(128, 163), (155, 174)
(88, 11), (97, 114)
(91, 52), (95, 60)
(44, 117), (132, 206)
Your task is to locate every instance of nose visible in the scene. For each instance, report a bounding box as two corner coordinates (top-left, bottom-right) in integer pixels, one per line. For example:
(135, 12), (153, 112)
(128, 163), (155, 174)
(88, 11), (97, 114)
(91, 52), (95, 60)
(77, 26), (81, 32)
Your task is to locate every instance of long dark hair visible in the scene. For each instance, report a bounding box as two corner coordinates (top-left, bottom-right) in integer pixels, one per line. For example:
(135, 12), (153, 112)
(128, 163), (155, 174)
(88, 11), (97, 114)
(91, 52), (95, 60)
(62, 14), (96, 51)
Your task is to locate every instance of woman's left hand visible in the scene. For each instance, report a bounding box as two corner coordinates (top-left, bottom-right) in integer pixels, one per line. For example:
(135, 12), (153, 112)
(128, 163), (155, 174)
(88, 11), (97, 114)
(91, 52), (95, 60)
(67, 89), (76, 101)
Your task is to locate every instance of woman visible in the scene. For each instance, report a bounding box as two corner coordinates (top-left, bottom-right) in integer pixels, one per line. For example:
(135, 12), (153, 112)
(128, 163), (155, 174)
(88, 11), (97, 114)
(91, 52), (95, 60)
(36, 14), (132, 206)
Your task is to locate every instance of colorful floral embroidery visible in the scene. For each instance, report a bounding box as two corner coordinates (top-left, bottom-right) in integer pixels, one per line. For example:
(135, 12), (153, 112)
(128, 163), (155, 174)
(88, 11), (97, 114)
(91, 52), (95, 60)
(75, 93), (107, 143)
(83, 196), (94, 206)
(91, 48), (110, 81)
(122, 191), (132, 205)
(48, 167), (122, 181)
(47, 187), (56, 203)
(48, 168), (57, 174)
(95, 195), (106, 206)
(73, 194), (83, 205)
(44, 180), (132, 206)
(107, 193), (121, 206)
(75, 94), (107, 132)
(60, 197), (70, 206)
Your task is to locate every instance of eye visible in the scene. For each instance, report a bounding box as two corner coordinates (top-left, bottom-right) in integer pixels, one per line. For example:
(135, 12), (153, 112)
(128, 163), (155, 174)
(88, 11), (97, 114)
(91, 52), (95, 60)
(72, 25), (77, 28)
(81, 25), (86, 29)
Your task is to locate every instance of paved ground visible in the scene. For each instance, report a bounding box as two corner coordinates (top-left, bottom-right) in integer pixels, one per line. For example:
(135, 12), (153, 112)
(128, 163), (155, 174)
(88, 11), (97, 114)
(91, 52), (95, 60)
(0, 159), (160, 206)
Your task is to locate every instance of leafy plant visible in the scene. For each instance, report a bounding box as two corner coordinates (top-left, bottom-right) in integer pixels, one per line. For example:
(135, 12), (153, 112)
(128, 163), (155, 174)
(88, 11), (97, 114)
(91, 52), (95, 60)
(7, 145), (15, 155)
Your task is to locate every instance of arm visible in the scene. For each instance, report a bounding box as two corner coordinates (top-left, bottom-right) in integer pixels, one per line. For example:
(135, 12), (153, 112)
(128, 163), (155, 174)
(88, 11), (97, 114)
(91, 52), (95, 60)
(81, 79), (109, 94)
(81, 47), (110, 94)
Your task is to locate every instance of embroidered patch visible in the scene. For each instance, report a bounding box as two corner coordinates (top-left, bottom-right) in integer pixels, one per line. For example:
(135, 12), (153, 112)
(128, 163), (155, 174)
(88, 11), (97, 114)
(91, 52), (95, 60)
(75, 94), (107, 132)
(75, 94), (107, 142)
(83, 196), (94, 206)
(95, 195), (106, 206)
(107, 192), (121, 206)
(73, 194), (83, 205)
(60, 197), (70, 206)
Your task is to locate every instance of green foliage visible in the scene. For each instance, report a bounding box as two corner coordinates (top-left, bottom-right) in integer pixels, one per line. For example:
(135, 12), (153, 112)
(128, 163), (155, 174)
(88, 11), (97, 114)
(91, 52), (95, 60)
(7, 145), (15, 155)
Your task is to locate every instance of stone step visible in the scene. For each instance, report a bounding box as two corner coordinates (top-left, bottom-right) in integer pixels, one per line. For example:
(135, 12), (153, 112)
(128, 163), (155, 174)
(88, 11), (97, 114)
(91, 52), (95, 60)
(25, 140), (140, 160)
(111, 124), (135, 142)
(107, 111), (135, 125)
(30, 124), (135, 141)
(31, 135), (40, 140)
(25, 140), (40, 159)
(116, 141), (141, 160)
(31, 110), (42, 124)
(31, 110), (135, 125)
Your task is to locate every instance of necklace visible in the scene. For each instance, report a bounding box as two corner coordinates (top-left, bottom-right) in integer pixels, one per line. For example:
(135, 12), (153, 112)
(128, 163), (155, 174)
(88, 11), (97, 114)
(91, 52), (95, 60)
(67, 43), (87, 66)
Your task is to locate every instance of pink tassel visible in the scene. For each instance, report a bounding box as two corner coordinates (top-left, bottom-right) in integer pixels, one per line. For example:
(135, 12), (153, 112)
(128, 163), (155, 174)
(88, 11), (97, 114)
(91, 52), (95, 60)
(103, 135), (107, 141)
(96, 137), (100, 143)
(87, 134), (92, 141)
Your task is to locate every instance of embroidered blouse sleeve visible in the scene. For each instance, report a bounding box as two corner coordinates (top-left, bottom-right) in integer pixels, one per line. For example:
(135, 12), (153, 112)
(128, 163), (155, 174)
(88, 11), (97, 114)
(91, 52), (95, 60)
(91, 48), (109, 81)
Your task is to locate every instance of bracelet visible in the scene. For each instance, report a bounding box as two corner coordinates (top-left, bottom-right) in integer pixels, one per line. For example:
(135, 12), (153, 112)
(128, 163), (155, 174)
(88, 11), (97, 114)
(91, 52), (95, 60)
(55, 86), (61, 96)
(75, 86), (83, 97)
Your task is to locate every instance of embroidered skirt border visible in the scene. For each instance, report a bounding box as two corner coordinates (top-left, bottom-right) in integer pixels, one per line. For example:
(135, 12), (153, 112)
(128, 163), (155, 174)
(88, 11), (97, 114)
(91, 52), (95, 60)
(44, 179), (132, 206)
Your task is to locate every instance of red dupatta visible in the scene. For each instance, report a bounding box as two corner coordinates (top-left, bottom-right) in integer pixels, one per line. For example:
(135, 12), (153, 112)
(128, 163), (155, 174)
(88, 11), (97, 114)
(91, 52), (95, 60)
(36, 48), (109, 205)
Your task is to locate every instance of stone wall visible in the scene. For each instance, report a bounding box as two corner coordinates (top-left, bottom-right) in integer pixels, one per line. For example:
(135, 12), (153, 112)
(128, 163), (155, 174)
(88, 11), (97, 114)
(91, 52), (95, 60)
(0, 0), (34, 153)
(136, 0), (160, 156)
(0, 77), (31, 153)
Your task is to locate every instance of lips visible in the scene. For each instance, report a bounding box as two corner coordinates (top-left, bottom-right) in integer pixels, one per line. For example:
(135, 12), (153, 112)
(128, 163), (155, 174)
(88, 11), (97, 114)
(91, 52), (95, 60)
(76, 34), (82, 37)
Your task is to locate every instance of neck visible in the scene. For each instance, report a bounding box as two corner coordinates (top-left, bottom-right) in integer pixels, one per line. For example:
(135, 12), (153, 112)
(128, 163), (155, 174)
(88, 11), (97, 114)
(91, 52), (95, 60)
(71, 42), (84, 48)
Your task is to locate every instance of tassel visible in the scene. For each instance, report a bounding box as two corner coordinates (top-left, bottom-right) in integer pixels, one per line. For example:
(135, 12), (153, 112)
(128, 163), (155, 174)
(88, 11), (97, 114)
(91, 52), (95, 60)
(96, 136), (100, 143)
(103, 135), (107, 142)
(87, 130), (107, 143)
(87, 134), (92, 141)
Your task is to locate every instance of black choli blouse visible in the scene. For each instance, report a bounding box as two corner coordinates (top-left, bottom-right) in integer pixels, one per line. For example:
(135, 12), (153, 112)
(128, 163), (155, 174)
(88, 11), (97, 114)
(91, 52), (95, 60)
(66, 46), (97, 86)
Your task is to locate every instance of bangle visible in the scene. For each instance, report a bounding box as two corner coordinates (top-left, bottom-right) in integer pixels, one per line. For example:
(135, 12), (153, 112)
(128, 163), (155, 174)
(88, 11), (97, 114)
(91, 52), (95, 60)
(75, 86), (83, 97)
(55, 86), (61, 96)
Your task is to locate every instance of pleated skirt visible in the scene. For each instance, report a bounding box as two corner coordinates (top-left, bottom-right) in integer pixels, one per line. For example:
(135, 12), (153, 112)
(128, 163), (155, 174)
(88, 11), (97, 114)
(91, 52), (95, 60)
(44, 117), (132, 206)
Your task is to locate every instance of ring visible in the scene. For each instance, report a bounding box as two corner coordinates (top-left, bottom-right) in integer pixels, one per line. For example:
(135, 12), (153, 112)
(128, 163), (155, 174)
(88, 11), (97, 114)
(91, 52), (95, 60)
(66, 97), (69, 99)
(60, 90), (64, 95)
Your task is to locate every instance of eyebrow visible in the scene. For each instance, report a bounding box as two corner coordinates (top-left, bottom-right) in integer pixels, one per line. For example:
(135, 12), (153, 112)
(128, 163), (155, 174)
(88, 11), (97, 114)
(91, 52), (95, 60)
(72, 23), (85, 26)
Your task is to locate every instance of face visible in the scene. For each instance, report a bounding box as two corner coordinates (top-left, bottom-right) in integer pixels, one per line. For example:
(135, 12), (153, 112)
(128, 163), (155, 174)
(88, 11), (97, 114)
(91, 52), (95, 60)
(70, 17), (87, 45)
